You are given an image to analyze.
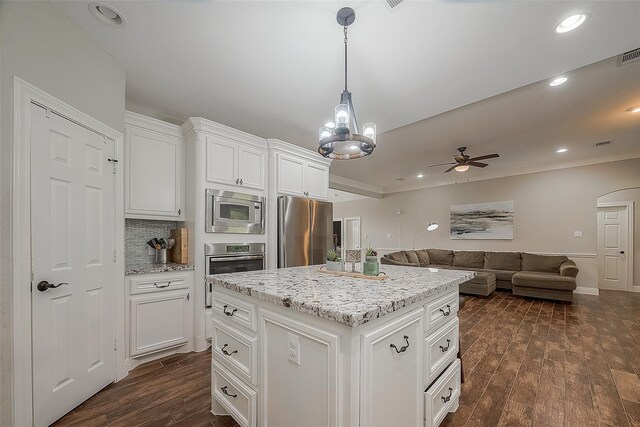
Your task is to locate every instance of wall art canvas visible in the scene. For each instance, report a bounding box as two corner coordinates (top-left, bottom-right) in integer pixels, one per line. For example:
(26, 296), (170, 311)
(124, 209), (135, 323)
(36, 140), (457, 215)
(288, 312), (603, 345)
(450, 201), (514, 240)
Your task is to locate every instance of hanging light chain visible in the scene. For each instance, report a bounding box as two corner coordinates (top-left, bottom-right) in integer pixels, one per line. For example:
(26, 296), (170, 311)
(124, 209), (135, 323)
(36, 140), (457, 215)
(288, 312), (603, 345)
(344, 25), (348, 91)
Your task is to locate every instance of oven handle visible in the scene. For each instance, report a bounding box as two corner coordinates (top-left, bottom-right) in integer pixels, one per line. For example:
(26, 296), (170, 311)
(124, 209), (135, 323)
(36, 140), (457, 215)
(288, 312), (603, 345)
(209, 255), (265, 263)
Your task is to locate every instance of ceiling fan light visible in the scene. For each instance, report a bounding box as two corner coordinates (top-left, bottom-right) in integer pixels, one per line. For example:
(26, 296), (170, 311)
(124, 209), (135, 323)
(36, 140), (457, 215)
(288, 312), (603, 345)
(455, 165), (470, 172)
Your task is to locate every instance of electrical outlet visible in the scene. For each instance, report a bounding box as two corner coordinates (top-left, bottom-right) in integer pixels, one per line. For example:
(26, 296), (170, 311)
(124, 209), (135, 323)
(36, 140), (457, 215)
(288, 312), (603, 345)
(287, 333), (301, 365)
(573, 231), (583, 238)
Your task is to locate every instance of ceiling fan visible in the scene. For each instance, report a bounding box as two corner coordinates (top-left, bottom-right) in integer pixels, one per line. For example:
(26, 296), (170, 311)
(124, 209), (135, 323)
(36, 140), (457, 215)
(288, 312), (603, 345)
(428, 147), (500, 173)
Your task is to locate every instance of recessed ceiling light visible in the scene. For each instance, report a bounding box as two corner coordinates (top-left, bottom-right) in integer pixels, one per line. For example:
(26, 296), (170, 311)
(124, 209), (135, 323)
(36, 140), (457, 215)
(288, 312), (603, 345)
(416, 174), (424, 178)
(628, 106), (640, 113)
(454, 165), (469, 172)
(556, 14), (586, 33)
(549, 77), (568, 86)
(89, 2), (125, 27)
(556, 148), (568, 153)
(325, 121), (336, 129)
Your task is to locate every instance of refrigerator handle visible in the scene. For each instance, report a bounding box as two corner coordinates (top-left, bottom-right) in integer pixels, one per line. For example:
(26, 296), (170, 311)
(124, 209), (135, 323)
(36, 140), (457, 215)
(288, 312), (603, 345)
(277, 196), (286, 268)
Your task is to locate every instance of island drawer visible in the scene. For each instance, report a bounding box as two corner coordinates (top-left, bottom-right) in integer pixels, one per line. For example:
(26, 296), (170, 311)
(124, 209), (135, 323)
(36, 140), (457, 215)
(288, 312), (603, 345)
(424, 317), (459, 386)
(129, 273), (189, 295)
(212, 361), (256, 427)
(212, 319), (257, 386)
(213, 290), (257, 333)
(424, 291), (458, 335)
(424, 358), (461, 427)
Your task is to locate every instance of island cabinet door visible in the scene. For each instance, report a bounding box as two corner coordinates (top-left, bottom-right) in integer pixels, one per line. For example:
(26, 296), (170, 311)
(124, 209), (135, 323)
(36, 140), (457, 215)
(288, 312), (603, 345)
(360, 308), (424, 427)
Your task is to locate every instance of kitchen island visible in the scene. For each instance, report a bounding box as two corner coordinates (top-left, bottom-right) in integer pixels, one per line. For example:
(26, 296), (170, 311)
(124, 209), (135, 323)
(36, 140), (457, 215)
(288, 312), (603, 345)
(207, 265), (474, 427)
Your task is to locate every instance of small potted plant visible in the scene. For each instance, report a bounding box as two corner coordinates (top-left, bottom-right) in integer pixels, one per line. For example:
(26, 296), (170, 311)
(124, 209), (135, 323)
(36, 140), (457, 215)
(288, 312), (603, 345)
(326, 250), (343, 272)
(363, 247), (379, 276)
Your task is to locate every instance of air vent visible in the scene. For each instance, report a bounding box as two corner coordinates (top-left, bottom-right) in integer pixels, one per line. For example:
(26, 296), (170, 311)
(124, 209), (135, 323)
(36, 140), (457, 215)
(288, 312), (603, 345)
(618, 48), (640, 66)
(386, 0), (405, 8)
(595, 140), (612, 147)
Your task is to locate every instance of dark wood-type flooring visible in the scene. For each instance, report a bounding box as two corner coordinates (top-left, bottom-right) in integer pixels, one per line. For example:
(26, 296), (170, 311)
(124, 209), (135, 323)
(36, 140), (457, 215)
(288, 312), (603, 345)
(55, 289), (640, 427)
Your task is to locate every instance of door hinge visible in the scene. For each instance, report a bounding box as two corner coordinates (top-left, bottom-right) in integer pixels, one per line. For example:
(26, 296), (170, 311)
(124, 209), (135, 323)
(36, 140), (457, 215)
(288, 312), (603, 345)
(113, 250), (117, 262)
(107, 158), (118, 174)
(114, 338), (117, 351)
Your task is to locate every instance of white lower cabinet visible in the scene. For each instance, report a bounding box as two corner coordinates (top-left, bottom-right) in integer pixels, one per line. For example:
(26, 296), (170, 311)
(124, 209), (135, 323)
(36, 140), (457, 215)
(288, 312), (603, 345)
(361, 309), (424, 427)
(128, 271), (193, 358)
(210, 287), (460, 427)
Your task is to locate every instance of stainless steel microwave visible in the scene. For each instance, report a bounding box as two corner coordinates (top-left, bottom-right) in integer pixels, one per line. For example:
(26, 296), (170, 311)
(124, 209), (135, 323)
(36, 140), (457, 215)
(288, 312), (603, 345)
(205, 189), (265, 234)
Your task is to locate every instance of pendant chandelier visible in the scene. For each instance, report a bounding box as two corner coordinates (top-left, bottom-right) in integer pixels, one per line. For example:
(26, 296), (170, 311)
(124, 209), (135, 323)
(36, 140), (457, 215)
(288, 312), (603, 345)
(318, 7), (376, 160)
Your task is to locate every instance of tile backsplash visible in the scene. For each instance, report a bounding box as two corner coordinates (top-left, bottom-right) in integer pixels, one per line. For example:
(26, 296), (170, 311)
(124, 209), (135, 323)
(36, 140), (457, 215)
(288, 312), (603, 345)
(125, 219), (177, 265)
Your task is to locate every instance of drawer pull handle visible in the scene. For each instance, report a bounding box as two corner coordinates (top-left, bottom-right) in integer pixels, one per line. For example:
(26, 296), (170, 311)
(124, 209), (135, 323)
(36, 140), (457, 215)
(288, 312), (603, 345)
(439, 339), (451, 352)
(441, 387), (453, 403)
(220, 386), (237, 399)
(221, 344), (238, 356)
(390, 335), (410, 354)
(154, 283), (170, 288)
(439, 305), (451, 316)
(223, 305), (238, 316)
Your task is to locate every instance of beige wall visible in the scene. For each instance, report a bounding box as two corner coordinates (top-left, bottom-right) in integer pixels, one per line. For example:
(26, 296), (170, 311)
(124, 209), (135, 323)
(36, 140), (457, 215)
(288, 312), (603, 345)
(0, 2), (125, 424)
(333, 158), (640, 289)
(598, 188), (640, 287)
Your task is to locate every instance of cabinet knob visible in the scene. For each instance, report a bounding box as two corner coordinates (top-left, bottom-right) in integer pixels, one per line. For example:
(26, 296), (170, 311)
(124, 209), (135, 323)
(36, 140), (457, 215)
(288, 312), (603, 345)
(221, 344), (238, 356)
(178, 208), (181, 215)
(390, 335), (410, 354)
(223, 304), (237, 316)
(439, 339), (451, 352)
(441, 387), (453, 403)
(439, 305), (451, 316)
(220, 386), (237, 399)
(235, 178), (239, 185)
(240, 178), (243, 185)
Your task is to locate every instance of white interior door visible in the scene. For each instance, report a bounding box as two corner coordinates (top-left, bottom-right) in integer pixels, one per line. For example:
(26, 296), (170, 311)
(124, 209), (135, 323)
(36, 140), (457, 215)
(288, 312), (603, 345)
(30, 103), (116, 426)
(597, 206), (629, 290)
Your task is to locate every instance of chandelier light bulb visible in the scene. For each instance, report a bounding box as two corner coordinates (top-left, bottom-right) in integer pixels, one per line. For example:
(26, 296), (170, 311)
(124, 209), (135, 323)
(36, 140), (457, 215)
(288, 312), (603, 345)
(319, 126), (332, 140)
(335, 104), (350, 130)
(324, 121), (336, 129)
(362, 123), (376, 143)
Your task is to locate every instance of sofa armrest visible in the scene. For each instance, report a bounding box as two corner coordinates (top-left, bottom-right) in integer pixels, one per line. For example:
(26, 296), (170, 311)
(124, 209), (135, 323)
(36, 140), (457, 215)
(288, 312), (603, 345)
(380, 257), (419, 267)
(560, 260), (579, 278)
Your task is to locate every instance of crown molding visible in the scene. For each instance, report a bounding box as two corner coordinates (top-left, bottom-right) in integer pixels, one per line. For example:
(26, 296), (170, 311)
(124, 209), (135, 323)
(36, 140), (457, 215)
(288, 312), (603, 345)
(182, 117), (266, 149)
(125, 110), (183, 138)
(267, 138), (332, 166)
(329, 174), (383, 198)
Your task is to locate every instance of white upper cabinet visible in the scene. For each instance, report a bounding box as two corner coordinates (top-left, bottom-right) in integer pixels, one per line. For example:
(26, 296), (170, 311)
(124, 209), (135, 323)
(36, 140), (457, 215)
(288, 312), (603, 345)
(276, 153), (329, 200)
(125, 112), (184, 220)
(206, 135), (266, 191)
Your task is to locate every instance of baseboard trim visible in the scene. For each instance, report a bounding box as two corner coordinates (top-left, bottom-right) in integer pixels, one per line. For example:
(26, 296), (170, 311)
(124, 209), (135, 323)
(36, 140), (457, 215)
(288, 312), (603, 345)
(575, 287), (599, 296)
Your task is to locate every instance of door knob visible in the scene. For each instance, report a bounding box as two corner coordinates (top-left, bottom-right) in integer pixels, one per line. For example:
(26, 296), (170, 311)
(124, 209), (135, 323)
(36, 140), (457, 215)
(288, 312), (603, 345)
(36, 281), (68, 292)
(620, 251), (625, 255)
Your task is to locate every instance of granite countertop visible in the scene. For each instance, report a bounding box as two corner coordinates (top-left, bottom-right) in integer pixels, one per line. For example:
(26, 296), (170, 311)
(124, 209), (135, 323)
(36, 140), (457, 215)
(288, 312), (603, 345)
(125, 263), (195, 276)
(208, 265), (474, 327)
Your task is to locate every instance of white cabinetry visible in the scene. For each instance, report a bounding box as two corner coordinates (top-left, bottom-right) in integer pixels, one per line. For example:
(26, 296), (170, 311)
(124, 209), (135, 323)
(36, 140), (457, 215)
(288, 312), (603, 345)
(211, 285), (460, 427)
(276, 153), (329, 200)
(206, 135), (266, 191)
(125, 111), (184, 220)
(127, 271), (193, 359)
(361, 309), (424, 427)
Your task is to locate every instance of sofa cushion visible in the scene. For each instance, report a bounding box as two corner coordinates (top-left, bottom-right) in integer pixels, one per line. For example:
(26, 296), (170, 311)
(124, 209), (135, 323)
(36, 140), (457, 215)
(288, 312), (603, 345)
(415, 250), (430, 267)
(385, 251), (408, 264)
(466, 271), (496, 285)
(484, 252), (521, 271)
(453, 251), (485, 268)
(403, 251), (420, 265)
(512, 271), (576, 291)
(521, 253), (568, 273)
(481, 269), (518, 283)
(427, 249), (454, 266)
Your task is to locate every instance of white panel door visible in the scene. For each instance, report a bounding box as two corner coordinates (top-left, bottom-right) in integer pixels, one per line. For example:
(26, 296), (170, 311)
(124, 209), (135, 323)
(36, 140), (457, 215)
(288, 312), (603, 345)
(597, 206), (629, 290)
(277, 154), (305, 196)
(30, 104), (116, 427)
(207, 136), (238, 186)
(306, 162), (329, 200)
(125, 128), (183, 218)
(238, 145), (265, 190)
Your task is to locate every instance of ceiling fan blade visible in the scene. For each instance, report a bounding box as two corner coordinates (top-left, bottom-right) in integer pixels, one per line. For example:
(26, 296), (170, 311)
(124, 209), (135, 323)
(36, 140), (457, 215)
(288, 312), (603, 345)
(468, 153), (500, 161)
(428, 162), (456, 167)
(444, 165), (457, 173)
(468, 161), (488, 168)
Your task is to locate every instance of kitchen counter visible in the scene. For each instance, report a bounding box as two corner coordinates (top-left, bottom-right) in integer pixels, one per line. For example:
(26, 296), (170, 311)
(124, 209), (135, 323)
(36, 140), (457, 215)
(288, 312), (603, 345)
(207, 264), (474, 327)
(125, 263), (195, 276)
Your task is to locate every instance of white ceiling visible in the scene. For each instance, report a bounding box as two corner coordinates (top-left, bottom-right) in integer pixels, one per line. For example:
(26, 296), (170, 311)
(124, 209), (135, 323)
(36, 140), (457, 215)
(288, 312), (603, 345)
(54, 1), (640, 192)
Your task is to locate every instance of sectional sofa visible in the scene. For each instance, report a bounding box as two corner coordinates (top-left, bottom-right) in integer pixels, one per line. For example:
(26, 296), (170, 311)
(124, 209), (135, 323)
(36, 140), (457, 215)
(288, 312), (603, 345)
(381, 249), (579, 302)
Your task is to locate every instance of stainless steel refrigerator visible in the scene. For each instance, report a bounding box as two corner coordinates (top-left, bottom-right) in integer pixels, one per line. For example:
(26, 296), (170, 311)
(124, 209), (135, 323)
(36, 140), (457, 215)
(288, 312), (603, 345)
(277, 195), (333, 268)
